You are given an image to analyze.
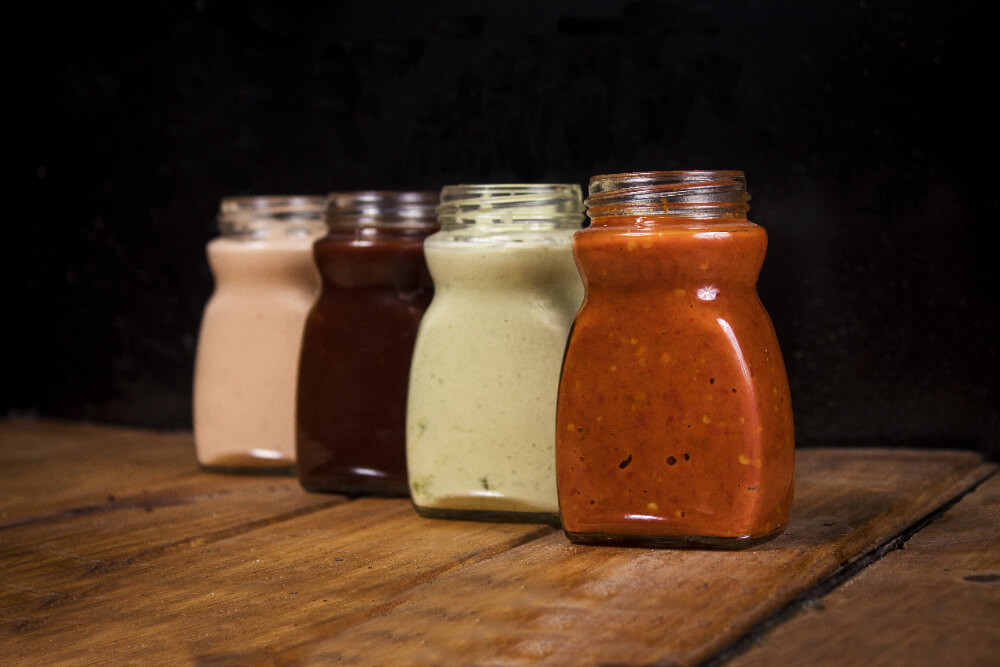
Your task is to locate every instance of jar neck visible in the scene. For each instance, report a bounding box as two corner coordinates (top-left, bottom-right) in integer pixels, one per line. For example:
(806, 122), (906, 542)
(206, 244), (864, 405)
(217, 196), (327, 239)
(436, 184), (585, 238)
(325, 191), (439, 239)
(586, 171), (749, 222)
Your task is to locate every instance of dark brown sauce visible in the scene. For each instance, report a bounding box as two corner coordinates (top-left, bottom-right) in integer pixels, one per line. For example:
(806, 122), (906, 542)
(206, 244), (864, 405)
(296, 237), (433, 495)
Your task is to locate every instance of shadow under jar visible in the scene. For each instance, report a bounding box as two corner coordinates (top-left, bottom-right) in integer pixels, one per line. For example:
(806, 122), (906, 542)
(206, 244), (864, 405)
(556, 171), (795, 548)
(296, 191), (439, 496)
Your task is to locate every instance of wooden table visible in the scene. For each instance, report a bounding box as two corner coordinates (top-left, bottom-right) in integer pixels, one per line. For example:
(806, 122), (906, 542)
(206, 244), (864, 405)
(1, 419), (997, 665)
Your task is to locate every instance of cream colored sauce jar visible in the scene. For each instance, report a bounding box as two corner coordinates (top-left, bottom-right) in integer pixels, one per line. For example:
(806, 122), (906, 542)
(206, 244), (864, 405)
(193, 196), (325, 473)
(406, 184), (585, 524)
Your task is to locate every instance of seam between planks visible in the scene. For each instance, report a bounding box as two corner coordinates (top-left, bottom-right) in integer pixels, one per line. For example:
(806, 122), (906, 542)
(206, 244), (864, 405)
(0, 471), (209, 531)
(99, 496), (351, 573)
(267, 523), (558, 666)
(697, 464), (1000, 667)
(3, 496), (354, 631)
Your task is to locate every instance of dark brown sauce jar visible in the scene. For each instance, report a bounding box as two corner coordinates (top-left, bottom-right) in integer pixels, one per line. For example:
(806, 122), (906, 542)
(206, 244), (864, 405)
(296, 191), (439, 495)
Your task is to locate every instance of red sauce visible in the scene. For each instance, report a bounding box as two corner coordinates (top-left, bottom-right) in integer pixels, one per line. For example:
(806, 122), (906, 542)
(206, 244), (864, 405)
(556, 174), (794, 548)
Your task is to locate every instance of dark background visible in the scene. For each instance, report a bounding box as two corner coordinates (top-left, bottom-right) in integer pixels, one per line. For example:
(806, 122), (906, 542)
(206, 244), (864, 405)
(10, 1), (998, 456)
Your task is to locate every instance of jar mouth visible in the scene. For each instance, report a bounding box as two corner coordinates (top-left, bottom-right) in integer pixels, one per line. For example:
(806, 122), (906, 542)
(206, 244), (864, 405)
(218, 196), (327, 238)
(437, 184), (585, 228)
(325, 190), (439, 233)
(586, 171), (749, 218)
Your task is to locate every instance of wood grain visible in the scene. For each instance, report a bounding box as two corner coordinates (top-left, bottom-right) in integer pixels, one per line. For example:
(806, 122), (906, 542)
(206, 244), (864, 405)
(2, 498), (554, 664)
(1, 420), (994, 666)
(289, 450), (995, 666)
(0, 419), (200, 521)
(732, 472), (1000, 667)
(0, 475), (344, 621)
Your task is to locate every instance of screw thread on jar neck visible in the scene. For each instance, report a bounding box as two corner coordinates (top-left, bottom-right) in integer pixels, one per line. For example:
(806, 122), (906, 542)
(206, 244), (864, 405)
(217, 196), (327, 239)
(325, 191), (439, 238)
(437, 184), (585, 231)
(586, 171), (750, 220)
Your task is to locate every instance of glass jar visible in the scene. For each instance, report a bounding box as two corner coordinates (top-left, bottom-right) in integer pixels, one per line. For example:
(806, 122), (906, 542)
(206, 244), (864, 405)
(193, 196), (326, 473)
(406, 184), (585, 524)
(556, 171), (795, 547)
(296, 191), (439, 495)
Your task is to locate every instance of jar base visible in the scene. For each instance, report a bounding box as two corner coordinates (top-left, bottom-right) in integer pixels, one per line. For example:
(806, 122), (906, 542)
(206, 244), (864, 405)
(414, 505), (561, 527)
(299, 475), (410, 498)
(199, 462), (296, 476)
(563, 526), (784, 550)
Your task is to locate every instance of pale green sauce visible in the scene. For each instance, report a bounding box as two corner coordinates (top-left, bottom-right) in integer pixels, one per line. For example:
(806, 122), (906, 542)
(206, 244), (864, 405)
(406, 233), (583, 514)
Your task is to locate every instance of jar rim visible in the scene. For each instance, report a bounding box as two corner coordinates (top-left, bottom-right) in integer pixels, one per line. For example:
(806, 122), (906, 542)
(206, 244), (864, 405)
(217, 195), (327, 237)
(437, 183), (585, 228)
(326, 190), (439, 204)
(586, 171), (749, 218)
(219, 195), (326, 213)
(324, 190), (440, 234)
(589, 170), (744, 185)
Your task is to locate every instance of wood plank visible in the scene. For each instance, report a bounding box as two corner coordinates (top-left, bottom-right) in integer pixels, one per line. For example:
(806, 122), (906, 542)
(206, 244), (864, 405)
(731, 472), (1000, 667)
(0, 419), (201, 521)
(1, 498), (555, 664)
(0, 475), (344, 621)
(1, 424), (993, 666)
(0, 418), (349, 645)
(281, 449), (995, 666)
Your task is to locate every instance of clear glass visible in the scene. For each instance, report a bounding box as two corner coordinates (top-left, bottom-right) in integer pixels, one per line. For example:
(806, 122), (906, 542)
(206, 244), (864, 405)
(556, 171), (795, 548)
(296, 191), (439, 496)
(437, 183), (586, 229)
(217, 195), (327, 238)
(193, 196), (326, 473)
(406, 184), (585, 525)
(324, 190), (441, 236)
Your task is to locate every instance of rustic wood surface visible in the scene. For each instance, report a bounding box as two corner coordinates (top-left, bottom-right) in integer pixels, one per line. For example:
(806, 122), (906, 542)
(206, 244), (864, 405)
(0, 419), (995, 666)
(732, 474), (1000, 667)
(0, 419), (199, 522)
(290, 450), (996, 666)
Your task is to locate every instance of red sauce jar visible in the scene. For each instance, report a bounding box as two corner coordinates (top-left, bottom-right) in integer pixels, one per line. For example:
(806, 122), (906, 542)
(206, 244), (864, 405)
(296, 191), (439, 495)
(556, 171), (794, 548)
